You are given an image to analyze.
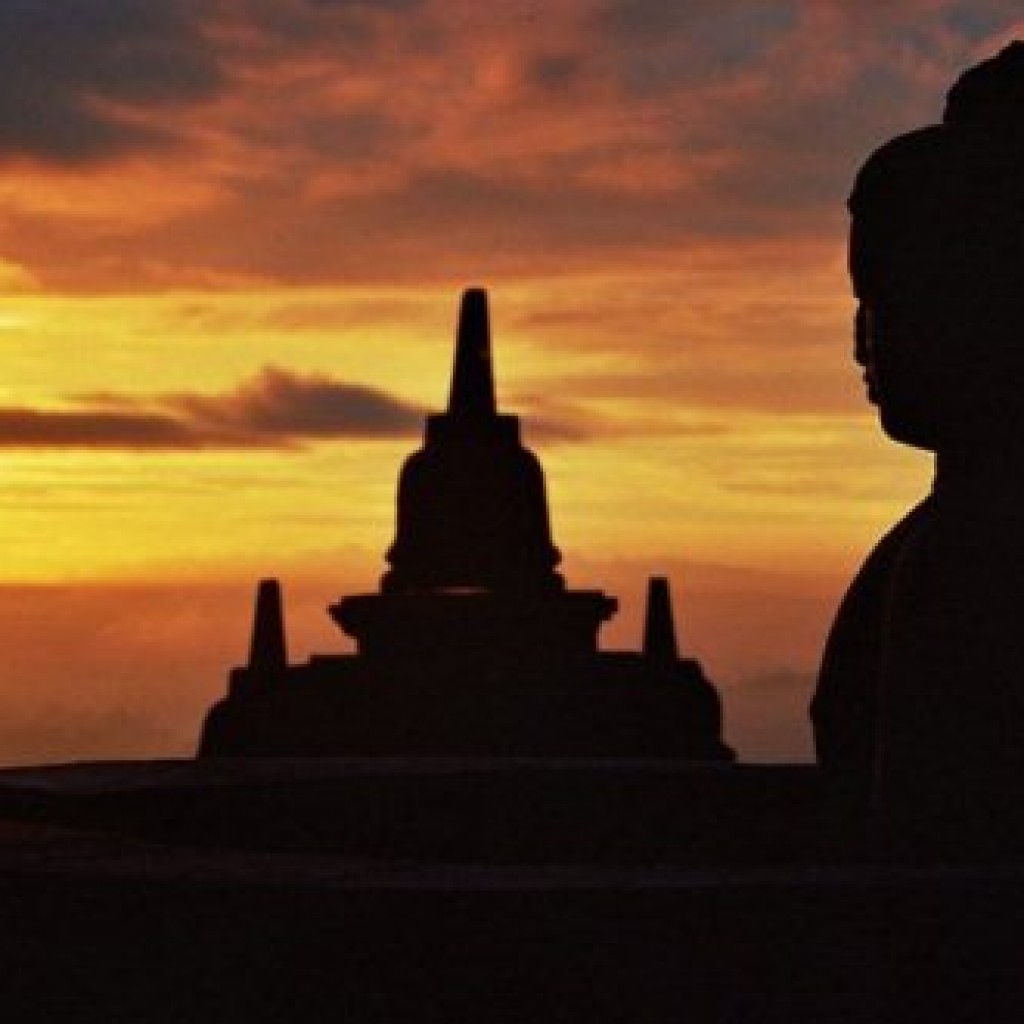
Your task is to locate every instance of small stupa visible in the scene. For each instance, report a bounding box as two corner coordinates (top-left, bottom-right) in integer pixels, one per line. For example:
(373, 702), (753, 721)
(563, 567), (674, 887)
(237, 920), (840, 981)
(199, 290), (733, 760)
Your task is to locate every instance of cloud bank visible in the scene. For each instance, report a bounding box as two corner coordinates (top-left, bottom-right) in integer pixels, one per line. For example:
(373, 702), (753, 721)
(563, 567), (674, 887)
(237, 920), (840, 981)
(1, 1), (1020, 288)
(0, 0), (223, 163)
(0, 366), (423, 449)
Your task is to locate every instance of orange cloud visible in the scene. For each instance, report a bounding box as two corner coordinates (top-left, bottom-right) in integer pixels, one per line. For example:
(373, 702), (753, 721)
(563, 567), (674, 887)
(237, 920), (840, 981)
(2, 0), (1019, 290)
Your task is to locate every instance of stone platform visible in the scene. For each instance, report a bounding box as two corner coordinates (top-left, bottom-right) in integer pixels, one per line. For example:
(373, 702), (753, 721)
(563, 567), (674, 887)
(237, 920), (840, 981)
(0, 759), (1020, 1022)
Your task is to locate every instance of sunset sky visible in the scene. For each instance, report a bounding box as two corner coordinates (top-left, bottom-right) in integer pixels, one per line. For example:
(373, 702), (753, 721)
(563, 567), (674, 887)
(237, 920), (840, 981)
(1, 0), (1020, 764)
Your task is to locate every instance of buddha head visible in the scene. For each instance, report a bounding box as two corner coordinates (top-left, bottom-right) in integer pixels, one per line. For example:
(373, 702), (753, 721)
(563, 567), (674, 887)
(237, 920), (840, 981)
(849, 42), (1024, 452)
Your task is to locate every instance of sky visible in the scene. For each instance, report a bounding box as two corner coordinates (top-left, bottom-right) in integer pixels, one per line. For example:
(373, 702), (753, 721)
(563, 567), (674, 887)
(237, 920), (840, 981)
(1, 0), (1021, 765)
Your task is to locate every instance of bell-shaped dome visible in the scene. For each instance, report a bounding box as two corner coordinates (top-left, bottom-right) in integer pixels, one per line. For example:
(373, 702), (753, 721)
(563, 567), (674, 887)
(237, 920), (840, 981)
(383, 289), (562, 594)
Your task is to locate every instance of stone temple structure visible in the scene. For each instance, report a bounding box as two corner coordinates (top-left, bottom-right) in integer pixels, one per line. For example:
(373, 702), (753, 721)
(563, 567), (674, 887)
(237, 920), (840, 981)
(199, 290), (733, 760)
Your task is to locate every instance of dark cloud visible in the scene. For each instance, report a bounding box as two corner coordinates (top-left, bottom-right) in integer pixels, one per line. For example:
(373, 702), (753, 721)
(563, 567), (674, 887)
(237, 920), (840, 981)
(599, 0), (799, 92)
(0, 407), (198, 448)
(0, 0), (434, 167)
(165, 365), (424, 441)
(236, 0), (421, 46)
(0, 366), (424, 449)
(3, 0), (1020, 287)
(527, 54), (584, 92)
(0, 0), (223, 163)
(599, 0), (798, 43)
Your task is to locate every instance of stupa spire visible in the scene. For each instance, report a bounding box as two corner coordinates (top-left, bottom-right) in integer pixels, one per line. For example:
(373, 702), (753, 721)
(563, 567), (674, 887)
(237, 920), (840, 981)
(447, 288), (497, 418)
(643, 576), (680, 662)
(382, 288), (562, 594)
(248, 578), (288, 673)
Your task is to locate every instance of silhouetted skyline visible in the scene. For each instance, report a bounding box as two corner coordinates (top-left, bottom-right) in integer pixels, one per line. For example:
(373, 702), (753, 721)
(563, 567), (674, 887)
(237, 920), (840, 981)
(0, 4), (1020, 765)
(201, 290), (732, 760)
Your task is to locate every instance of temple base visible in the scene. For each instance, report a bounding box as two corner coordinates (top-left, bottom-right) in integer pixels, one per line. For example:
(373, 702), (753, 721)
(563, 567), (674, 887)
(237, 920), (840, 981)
(199, 648), (733, 761)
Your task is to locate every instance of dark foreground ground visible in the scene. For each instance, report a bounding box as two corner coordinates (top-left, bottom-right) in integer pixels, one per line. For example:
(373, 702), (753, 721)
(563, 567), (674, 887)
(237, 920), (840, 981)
(0, 759), (1020, 1022)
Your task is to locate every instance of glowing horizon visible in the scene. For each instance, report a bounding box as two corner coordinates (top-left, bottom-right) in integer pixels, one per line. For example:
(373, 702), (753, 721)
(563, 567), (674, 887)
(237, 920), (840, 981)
(0, 1), (1018, 763)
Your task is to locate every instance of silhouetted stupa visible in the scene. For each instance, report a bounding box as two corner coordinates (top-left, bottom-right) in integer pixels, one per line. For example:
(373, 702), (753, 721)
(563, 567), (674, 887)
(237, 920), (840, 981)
(199, 290), (733, 760)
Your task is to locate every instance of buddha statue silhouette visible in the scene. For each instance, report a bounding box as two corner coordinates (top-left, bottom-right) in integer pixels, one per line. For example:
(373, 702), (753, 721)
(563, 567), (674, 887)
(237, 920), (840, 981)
(811, 43), (1024, 855)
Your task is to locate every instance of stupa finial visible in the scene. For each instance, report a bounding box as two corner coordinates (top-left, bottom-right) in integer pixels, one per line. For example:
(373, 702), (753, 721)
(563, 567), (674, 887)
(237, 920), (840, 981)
(643, 576), (680, 662)
(248, 578), (288, 673)
(447, 288), (497, 418)
(382, 288), (562, 594)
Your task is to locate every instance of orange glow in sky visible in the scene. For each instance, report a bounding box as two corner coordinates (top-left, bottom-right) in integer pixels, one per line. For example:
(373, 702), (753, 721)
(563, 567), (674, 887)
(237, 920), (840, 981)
(1, 1), (1019, 764)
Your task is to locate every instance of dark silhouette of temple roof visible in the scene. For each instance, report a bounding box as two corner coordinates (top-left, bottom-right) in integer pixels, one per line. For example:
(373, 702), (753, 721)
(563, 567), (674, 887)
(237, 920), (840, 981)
(384, 288), (561, 595)
(200, 289), (732, 760)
